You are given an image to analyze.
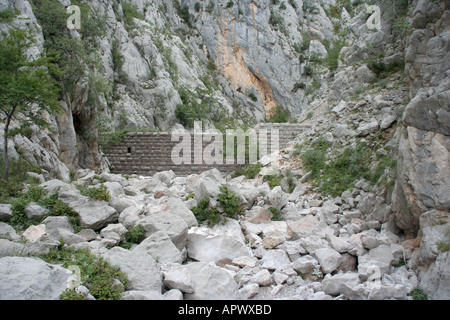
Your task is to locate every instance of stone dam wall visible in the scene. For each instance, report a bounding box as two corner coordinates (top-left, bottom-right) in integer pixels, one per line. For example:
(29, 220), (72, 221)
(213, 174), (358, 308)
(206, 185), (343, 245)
(102, 123), (311, 176)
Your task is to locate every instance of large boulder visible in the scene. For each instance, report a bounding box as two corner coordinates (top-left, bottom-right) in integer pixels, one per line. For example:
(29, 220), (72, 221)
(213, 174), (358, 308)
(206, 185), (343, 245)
(0, 222), (21, 241)
(101, 246), (162, 292)
(133, 231), (185, 264)
(321, 273), (361, 296)
(288, 216), (327, 240)
(182, 262), (239, 300)
(0, 257), (72, 300)
(139, 212), (188, 251)
(313, 248), (342, 275)
(118, 206), (141, 229)
(0, 204), (13, 222)
(162, 265), (195, 294)
(291, 255), (320, 275)
(260, 249), (291, 271)
(187, 227), (252, 265)
(77, 203), (118, 230)
(0, 239), (25, 258)
(358, 245), (395, 280)
(186, 169), (225, 207)
(160, 197), (198, 228)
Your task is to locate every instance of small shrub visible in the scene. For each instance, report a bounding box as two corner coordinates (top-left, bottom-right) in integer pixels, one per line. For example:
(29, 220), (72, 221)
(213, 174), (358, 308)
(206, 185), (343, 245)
(76, 184), (111, 202)
(269, 10), (284, 27)
(269, 207), (282, 221)
(41, 247), (128, 300)
(121, 1), (144, 30)
(9, 187), (81, 231)
(301, 140), (396, 197)
(268, 105), (290, 123)
(0, 8), (20, 23)
(0, 157), (41, 202)
(218, 185), (245, 219)
(303, 65), (313, 76)
(292, 82), (306, 93)
(119, 225), (146, 249)
(173, 0), (192, 27)
(248, 92), (258, 102)
(192, 186), (245, 227)
(192, 197), (221, 227)
(99, 131), (127, 148)
(47, 199), (81, 232)
(323, 40), (346, 72)
(232, 164), (262, 179)
(409, 287), (428, 300)
(301, 149), (326, 175)
(263, 174), (284, 189)
(368, 59), (405, 80)
(59, 289), (86, 300)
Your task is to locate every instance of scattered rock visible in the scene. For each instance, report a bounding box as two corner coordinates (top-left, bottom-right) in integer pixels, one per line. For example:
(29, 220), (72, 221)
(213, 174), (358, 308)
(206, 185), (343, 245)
(0, 204), (13, 222)
(313, 248), (342, 275)
(25, 203), (49, 221)
(322, 273), (360, 296)
(0, 257), (72, 300)
(163, 265), (195, 293)
(182, 262), (238, 300)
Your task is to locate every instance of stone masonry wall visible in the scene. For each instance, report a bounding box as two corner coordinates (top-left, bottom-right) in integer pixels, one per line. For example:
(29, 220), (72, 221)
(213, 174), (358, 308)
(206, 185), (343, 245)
(102, 124), (311, 176)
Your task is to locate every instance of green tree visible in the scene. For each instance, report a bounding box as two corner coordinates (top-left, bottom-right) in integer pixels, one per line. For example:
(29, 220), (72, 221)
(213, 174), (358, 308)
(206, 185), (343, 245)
(0, 28), (60, 180)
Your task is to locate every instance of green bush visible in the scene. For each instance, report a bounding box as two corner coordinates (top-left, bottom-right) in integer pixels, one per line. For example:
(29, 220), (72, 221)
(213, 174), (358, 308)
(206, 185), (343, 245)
(119, 225), (146, 249)
(301, 141), (396, 197)
(9, 186), (81, 231)
(191, 197), (221, 227)
(0, 157), (41, 202)
(173, 0), (192, 27)
(175, 87), (213, 128)
(248, 92), (258, 102)
(218, 185), (245, 219)
(59, 289), (86, 300)
(303, 65), (313, 76)
(122, 0), (144, 30)
(322, 40), (346, 72)
(269, 10), (284, 27)
(41, 247), (128, 300)
(268, 105), (290, 123)
(0, 8), (20, 22)
(409, 287), (428, 301)
(292, 82), (306, 93)
(32, 0), (106, 99)
(232, 164), (262, 179)
(368, 59), (405, 80)
(76, 184), (111, 202)
(269, 207), (282, 221)
(263, 174), (284, 189)
(301, 149), (326, 175)
(264, 172), (296, 194)
(192, 186), (245, 227)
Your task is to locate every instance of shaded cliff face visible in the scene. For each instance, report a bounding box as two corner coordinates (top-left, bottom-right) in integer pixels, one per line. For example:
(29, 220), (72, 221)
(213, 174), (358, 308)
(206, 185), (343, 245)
(393, 0), (450, 236)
